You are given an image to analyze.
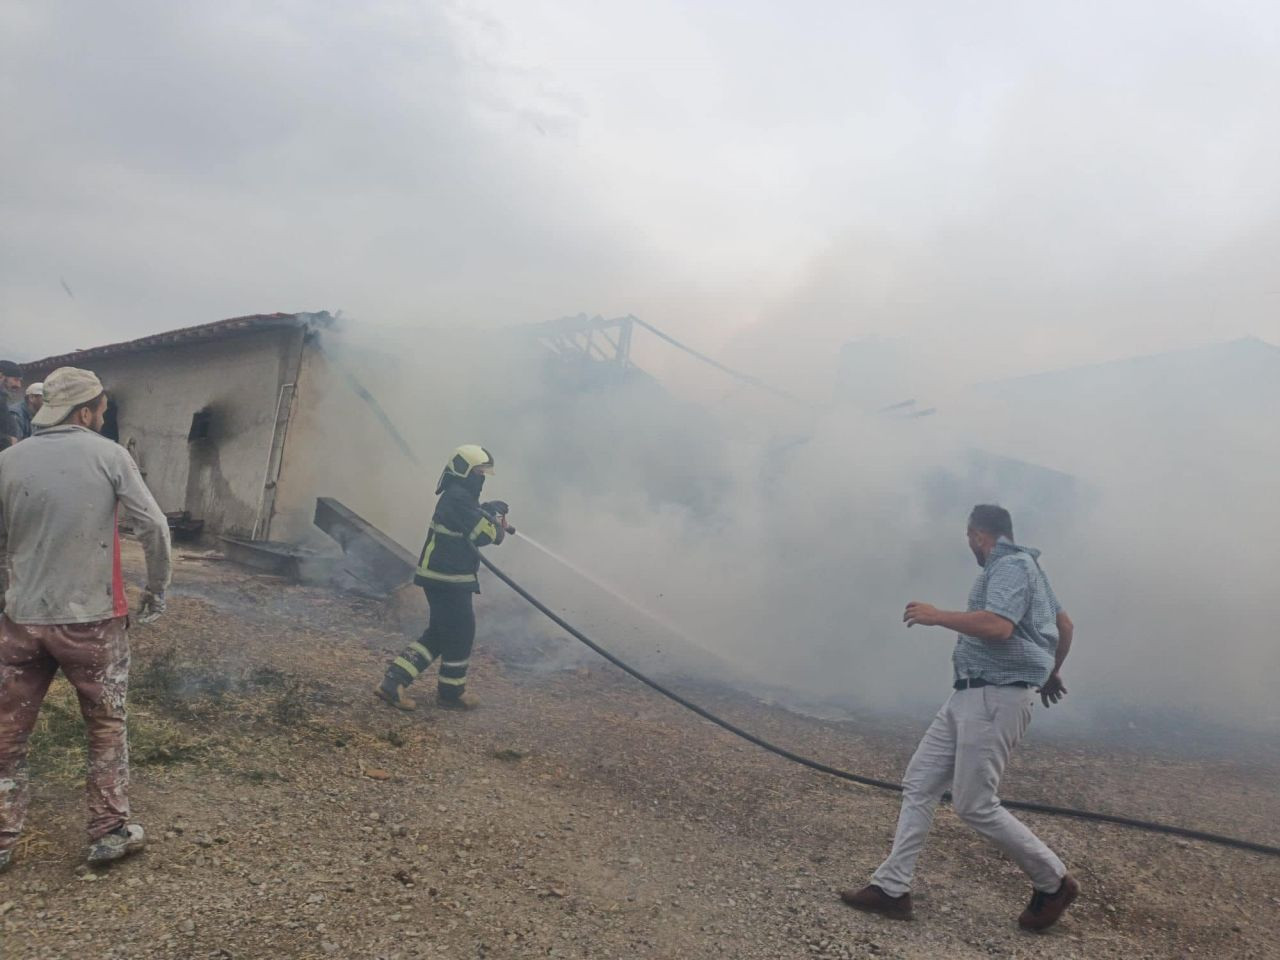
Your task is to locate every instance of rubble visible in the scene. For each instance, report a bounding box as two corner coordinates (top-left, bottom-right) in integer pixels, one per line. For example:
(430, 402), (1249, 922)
(313, 497), (416, 595)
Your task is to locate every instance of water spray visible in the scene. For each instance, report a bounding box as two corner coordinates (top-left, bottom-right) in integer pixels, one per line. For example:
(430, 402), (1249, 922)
(509, 530), (702, 650)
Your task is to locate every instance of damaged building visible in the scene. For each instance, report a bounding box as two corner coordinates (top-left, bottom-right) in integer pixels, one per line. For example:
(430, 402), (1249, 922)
(22, 313), (335, 544)
(19, 311), (663, 591)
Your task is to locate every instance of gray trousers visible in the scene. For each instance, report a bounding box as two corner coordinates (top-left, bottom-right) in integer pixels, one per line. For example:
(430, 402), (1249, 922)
(872, 684), (1066, 895)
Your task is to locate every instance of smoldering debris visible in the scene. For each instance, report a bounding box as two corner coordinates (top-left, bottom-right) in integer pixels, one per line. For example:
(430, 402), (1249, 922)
(286, 318), (1280, 748)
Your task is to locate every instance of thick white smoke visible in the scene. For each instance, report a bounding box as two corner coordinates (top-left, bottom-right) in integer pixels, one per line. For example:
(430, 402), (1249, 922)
(298, 314), (1280, 747)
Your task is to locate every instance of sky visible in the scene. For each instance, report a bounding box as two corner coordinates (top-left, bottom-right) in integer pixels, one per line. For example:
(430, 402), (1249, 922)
(3, 0), (1280, 378)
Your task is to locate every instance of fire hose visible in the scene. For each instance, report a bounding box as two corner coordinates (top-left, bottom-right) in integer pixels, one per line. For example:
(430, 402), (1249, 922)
(333, 314), (1276, 856)
(476, 548), (1280, 859)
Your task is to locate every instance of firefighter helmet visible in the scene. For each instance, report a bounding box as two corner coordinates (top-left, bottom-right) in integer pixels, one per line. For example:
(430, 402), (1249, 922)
(437, 444), (495, 493)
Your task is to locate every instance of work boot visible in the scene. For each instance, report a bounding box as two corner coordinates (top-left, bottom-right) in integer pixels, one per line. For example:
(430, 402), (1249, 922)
(375, 678), (417, 712)
(838, 885), (914, 921)
(87, 824), (146, 865)
(1018, 874), (1080, 931)
(436, 692), (477, 711)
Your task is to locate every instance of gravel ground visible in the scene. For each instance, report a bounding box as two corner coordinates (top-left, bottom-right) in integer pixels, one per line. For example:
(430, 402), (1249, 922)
(2, 546), (1277, 959)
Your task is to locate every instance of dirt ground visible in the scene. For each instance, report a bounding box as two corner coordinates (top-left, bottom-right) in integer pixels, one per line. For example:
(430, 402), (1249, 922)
(2, 545), (1277, 960)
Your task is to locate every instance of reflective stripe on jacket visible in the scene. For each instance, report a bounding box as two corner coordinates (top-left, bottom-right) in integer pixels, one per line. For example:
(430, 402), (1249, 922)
(414, 481), (502, 591)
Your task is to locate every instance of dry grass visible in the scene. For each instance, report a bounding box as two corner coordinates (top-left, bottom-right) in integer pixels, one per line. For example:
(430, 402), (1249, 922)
(25, 638), (335, 787)
(27, 677), (209, 784)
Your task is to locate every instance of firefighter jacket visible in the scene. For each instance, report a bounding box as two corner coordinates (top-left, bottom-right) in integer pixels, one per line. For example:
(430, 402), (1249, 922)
(414, 478), (504, 592)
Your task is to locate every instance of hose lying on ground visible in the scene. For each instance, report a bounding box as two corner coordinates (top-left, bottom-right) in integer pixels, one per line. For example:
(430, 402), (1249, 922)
(478, 551), (1280, 859)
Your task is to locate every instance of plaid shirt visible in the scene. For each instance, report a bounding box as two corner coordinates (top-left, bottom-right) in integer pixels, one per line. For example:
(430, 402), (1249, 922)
(952, 538), (1061, 686)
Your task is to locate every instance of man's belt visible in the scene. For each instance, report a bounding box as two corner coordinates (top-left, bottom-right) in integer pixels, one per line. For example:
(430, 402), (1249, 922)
(953, 678), (1033, 690)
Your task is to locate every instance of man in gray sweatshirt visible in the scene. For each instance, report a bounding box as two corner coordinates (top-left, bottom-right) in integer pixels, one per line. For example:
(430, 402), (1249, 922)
(0, 367), (171, 870)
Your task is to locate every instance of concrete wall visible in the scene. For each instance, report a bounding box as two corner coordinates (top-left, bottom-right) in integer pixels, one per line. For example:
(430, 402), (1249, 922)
(266, 344), (334, 545)
(268, 345), (429, 548)
(71, 327), (307, 537)
(268, 344), (445, 552)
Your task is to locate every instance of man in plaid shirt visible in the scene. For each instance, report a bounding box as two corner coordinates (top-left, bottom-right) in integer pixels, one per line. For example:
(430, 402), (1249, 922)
(840, 505), (1079, 931)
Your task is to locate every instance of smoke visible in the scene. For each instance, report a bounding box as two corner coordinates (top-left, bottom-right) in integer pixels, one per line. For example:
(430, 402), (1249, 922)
(8, 2), (1280, 358)
(291, 311), (1278, 750)
(5, 2), (1280, 747)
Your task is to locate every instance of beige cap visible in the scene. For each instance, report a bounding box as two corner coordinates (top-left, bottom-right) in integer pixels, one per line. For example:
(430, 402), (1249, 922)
(25, 382), (43, 397)
(31, 367), (104, 427)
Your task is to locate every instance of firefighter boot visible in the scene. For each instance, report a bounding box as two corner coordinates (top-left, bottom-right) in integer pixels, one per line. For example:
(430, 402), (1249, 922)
(436, 690), (478, 711)
(376, 675), (417, 711)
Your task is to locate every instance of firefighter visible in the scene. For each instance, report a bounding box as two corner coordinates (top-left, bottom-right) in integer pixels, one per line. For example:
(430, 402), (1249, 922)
(376, 445), (510, 711)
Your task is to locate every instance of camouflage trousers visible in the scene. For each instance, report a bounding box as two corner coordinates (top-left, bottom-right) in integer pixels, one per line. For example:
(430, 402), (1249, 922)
(0, 615), (130, 855)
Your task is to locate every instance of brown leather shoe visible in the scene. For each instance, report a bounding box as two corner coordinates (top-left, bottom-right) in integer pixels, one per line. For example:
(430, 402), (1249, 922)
(1018, 874), (1080, 931)
(838, 884), (914, 921)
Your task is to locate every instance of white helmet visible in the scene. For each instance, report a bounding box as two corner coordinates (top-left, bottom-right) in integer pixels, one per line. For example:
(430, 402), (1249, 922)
(436, 444), (495, 493)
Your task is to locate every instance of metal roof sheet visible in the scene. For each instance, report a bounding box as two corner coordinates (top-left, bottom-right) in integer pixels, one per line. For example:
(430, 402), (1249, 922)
(21, 312), (328, 374)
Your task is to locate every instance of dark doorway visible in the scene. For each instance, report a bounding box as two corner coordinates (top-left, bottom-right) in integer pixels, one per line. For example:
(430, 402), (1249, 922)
(102, 398), (120, 442)
(188, 408), (213, 442)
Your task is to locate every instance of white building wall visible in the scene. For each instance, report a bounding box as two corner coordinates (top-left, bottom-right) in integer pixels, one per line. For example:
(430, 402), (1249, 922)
(66, 327), (307, 537)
